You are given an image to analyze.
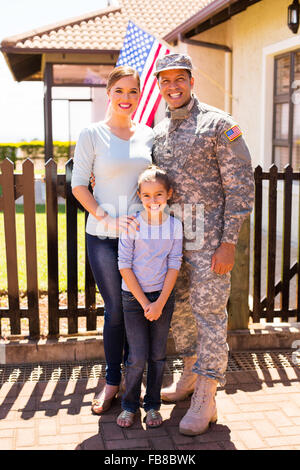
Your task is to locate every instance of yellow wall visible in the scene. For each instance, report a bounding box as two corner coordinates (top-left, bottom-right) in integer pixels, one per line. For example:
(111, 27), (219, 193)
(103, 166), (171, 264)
(178, 0), (298, 167)
(176, 22), (228, 111)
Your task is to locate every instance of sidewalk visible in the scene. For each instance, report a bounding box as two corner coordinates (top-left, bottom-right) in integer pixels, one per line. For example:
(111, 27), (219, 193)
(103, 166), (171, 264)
(0, 352), (300, 451)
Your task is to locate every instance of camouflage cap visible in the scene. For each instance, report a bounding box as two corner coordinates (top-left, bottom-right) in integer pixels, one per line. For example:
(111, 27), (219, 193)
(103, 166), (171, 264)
(153, 53), (193, 76)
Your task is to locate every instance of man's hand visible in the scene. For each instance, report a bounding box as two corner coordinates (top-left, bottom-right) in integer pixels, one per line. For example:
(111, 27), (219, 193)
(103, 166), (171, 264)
(144, 301), (163, 322)
(211, 243), (236, 275)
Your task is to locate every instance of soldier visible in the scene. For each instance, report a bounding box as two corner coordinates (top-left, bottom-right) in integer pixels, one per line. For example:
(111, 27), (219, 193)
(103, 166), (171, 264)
(152, 53), (254, 435)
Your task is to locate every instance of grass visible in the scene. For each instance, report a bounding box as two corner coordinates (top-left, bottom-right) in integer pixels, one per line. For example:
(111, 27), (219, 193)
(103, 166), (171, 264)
(0, 204), (86, 294)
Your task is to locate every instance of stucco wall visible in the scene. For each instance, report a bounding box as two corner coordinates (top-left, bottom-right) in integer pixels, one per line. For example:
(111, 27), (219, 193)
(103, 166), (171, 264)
(175, 24), (228, 112)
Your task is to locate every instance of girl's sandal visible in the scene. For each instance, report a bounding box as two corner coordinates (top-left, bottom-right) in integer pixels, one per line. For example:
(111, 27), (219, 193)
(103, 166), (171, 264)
(144, 409), (163, 428)
(117, 410), (136, 428)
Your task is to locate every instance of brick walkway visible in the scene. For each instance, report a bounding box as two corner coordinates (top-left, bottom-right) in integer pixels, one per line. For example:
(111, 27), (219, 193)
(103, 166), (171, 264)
(1, 361), (300, 451)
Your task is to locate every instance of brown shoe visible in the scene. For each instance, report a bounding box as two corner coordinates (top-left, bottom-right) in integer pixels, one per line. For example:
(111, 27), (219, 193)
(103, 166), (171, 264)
(91, 384), (119, 415)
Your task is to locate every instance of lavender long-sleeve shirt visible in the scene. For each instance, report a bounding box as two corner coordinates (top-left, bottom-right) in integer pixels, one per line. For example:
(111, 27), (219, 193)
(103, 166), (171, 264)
(118, 213), (183, 293)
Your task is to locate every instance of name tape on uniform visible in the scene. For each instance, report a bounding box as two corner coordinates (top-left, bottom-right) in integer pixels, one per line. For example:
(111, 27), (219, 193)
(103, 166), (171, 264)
(224, 125), (242, 142)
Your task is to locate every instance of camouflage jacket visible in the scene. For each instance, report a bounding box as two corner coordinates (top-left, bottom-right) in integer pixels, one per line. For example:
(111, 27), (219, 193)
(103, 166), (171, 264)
(152, 96), (254, 251)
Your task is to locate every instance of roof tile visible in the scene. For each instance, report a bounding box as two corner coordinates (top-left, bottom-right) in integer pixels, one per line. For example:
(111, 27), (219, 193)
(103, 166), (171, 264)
(1, 0), (214, 51)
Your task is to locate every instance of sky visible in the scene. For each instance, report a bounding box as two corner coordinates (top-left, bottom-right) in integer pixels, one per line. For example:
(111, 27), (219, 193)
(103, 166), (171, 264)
(0, 0), (112, 142)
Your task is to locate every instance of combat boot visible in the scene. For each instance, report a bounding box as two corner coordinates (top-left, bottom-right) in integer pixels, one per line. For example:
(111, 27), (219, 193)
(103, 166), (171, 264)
(161, 355), (197, 402)
(179, 375), (218, 436)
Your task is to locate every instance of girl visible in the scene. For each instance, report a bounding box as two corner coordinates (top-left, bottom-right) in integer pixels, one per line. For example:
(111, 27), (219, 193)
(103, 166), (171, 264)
(71, 66), (154, 415)
(117, 165), (183, 428)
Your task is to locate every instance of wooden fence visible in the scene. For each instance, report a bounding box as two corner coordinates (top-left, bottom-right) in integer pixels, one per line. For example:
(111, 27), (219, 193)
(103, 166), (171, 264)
(0, 158), (103, 338)
(252, 164), (300, 322)
(0, 158), (300, 339)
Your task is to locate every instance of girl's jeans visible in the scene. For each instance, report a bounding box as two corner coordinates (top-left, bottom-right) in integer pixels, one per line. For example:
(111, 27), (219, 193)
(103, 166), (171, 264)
(86, 234), (128, 386)
(121, 289), (174, 413)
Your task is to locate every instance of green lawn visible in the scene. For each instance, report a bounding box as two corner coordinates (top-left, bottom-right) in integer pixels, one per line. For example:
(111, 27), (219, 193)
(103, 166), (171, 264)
(0, 204), (86, 294)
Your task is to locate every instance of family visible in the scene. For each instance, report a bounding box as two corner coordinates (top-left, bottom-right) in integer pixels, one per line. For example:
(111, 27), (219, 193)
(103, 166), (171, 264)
(71, 53), (254, 436)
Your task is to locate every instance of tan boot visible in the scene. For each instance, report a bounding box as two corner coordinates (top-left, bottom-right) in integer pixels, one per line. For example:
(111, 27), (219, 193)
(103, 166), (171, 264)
(179, 375), (218, 436)
(161, 355), (197, 402)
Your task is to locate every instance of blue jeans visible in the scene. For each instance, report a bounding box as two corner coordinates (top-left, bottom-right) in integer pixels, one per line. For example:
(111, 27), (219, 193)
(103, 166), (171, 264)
(121, 290), (174, 413)
(86, 234), (128, 386)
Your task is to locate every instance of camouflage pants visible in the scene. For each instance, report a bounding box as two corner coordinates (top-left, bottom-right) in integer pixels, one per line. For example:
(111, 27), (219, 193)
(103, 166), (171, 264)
(171, 251), (230, 387)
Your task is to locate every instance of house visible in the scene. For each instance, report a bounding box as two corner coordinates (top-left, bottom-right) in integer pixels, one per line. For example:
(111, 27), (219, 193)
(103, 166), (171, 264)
(2, 0), (299, 321)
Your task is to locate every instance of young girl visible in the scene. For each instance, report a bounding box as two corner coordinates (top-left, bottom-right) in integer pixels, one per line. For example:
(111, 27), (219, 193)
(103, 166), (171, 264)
(72, 66), (153, 415)
(117, 165), (183, 428)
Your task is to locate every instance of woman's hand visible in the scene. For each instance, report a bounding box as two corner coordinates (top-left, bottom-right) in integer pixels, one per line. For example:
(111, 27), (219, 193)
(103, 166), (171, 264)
(144, 301), (163, 322)
(103, 214), (140, 236)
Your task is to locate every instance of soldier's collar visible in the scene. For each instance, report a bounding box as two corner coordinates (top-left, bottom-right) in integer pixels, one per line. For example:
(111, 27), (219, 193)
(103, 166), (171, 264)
(167, 96), (195, 120)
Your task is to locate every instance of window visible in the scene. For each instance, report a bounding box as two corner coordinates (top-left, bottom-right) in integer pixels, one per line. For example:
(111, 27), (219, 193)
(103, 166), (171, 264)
(273, 50), (300, 170)
(52, 64), (114, 86)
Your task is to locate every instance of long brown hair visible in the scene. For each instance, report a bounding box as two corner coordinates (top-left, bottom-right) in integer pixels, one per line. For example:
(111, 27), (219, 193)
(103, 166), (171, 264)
(106, 66), (140, 91)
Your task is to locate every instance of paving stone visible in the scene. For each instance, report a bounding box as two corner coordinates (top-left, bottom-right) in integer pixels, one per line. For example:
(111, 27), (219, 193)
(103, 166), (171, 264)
(124, 426), (168, 439)
(16, 428), (36, 447)
(264, 410), (294, 427)
(38, 419), (57, 436)
(105, 438), (150, 450)
(60, 423), (96, 435)
(79, 433), (105, 450)
(250, 419), (279, 437)
(100, 422), (125, 440)
(277, 402), (300, 417)
(39, 433), (80, 446)
(265, 435), (300, 447)
(278, 426), (300, 436)
(0, 439), (14, 450)
(150, 436), (175, 450)
(234, 429), (267, 449)
(0, 365), (300, 450)
(177, 442), (223, 450)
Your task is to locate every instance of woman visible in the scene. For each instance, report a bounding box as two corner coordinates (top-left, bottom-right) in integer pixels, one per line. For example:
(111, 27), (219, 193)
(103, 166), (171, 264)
(71, 66), (154, 414)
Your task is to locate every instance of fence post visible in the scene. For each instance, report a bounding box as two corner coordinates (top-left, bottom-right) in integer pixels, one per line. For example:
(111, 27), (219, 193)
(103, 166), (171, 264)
(23, 158), (39, 337)
(65, 159), (78, 334)
(1, 158), (20, 334)
(227, 216), (251, 330)
(45, 158), (59, 336)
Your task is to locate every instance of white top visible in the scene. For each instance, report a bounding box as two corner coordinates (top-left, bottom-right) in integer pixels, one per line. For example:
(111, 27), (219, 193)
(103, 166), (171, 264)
(71, 121), (154, 237)
(118, 213), (183, 292)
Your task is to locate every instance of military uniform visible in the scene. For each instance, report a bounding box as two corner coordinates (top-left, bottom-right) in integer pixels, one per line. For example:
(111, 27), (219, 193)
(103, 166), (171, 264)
(153, 96), (254, 387)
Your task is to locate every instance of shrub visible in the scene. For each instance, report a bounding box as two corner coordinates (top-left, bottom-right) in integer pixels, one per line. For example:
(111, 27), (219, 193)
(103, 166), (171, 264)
(0, 141), (76, 164)
(0, 143), (18, 164)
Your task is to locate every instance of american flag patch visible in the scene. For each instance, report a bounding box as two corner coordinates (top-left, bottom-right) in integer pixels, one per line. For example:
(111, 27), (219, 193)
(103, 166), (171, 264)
(224, 125), (242, 142)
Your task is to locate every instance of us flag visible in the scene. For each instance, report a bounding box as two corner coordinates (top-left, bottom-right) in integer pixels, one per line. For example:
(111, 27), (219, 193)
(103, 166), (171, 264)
(116, 21), (170, 126)
(225, 125), (243, 142)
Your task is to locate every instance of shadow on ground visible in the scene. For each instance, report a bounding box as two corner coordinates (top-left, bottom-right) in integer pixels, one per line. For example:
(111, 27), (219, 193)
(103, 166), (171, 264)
(1, 363), (300, 450)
